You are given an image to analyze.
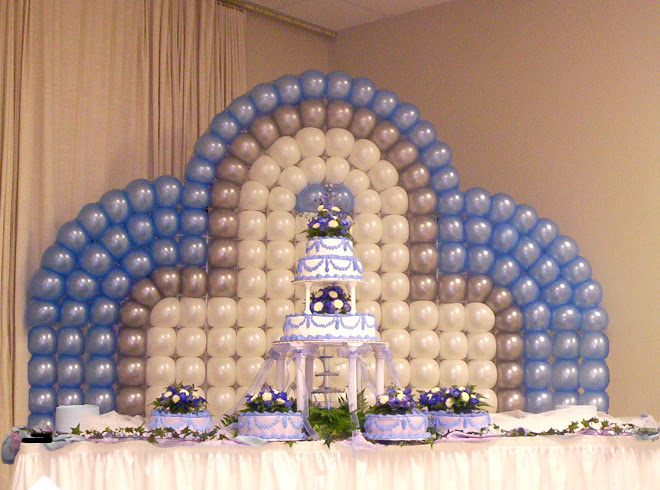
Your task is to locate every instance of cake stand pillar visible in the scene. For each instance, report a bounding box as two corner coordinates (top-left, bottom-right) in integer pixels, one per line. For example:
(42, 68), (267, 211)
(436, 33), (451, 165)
(371, 343), (389, 395)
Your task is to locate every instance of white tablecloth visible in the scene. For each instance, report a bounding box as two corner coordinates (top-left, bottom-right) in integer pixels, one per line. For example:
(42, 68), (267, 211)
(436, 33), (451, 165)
(11, 436), (660, 490)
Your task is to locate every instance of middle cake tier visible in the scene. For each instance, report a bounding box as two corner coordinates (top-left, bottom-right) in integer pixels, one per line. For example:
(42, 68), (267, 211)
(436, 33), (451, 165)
(294, 237), (364, 282)
(282, 313), (379, 340)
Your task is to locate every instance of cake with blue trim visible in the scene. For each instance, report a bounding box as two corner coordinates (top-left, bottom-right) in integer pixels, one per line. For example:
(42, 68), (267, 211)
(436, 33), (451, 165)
(148, 383), (212, 434)
(237, 386), (304, 441)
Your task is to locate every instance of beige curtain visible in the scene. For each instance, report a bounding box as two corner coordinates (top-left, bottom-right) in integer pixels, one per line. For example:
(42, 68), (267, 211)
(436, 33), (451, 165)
(2, 2), (246, 480)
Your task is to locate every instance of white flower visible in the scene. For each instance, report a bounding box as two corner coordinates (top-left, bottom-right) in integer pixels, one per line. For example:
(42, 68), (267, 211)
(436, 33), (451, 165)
(396, 393), (405, 401)
(313, 302), (324, 312)
(250, 394), (258, 402)
(272, 389), (279, 394)
(461, 392), (470, 402)
(312, 223), (320, 229)
(328, 291), (338, 298)
(180, 389), (189, 395)
(328, 220), (339, 228)
(446, 399), (454, 408)
(458, 386), (465, 391)
(262, 392), (272, 402)
(172, 395), (180, 403)
(331, 206), (340, 212)
(378, 395), (389, 404)
(332, 299), (344, 309)
(317, 205), (325, 211)
(315, 290), (323, 298)
(192, 391), (199, 398)
(276, 398), (285, 405)
(164, 391), (172, 398)
(431, 387), (440, 393)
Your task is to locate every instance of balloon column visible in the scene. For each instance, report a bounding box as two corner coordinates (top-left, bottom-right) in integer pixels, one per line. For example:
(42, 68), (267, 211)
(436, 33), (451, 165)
(26, 71), (608, 426)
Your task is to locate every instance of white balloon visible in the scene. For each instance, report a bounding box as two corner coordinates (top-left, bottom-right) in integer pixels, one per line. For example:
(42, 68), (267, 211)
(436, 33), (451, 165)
(325, 128), (355, 158)
(176, 327), (207, 357)
(380, 243), (410, 272)
(381, 301), (410, 330)
(278, 166), (308, 194)
(467, 360), (497, 389)
(354, 189), (382, 214)
(343, 169), (370, 195)
(268, 136), (301, 168)
(248, 155), (281, 188)
(265, 357), (296, 387)
(293, 298), (305, 314)
(146, 327), (176, 356)
(295, 127), (326, 157)
(236, 357), (265, 386)
(410, 330), (440, 359)
(237, 268), (267, 298)
(410, 359), (440, 389)
(464, 303), (496, 333)
(368, 159), (398, 192)
(267, 186), (296, 212)
(206, 386), (235, 415)
(381, 215), (409, 244)
(467, 332), (497, 360)
(236, 298), (267, 327)
(298, 156), (326, 183)
(146, 386), (169, 415)
(382, 329), (410, 357)
(266, 211), (296, 241)
(266, 299), (295, 328)
(410, 301), (440, 330)
(356, 271), (381, 301)
(477, 388), (497, 412)
(324, 156), (350, 183)
(179, 298), (206, 328)
(236, 327), (267, 357)
(356, 300), (381, 324)
(207, 327), (236, 356)
(266, 241), (295, 270)
(354, 243), (381, 271)
(328, 357), (349, 388)
(175, 357), (206, 386)
(438, 360), (469, 387)
(386, 358), (411, 386)
(265, 327), (284, 349)
(352, 213), (382, 243)
(437, 303), (466, 332)
(237, 240), (266, 269)
(146, 356), (175, 387)
(380, 186), (409, 215)
(381, 272), (410, 301)
(238, 211), (266, 240)
(238, 181), (269, 211)
(150, 298), (180, 329)
(348, 139), (381, 171)
(207, 298), (237, 328)
(439, 331), (468, 360)
(266, 270), (295, 299)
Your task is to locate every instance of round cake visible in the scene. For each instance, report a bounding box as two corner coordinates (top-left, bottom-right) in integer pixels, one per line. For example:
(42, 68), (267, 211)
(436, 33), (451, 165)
(282, 311), (378, 340)
(295, 238), (364, 282)
(363, 413), (430, 441)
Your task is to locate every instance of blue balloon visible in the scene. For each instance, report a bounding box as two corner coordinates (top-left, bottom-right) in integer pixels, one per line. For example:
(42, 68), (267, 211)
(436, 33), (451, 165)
(99, 225), (130, 260)
(512, 204), (539, 234)
(580, 332), (609, 359)
(90, 296), (120, 326)
(59, 300), (88, 327)
(28, 413), (55, 429)
(179, 236), (207, 266)
(513, 237), (542, 268)
(578, 390), (609, 412)
(551, 360), (579, 390)
(552, 330), (580, 359)
(491, 256), (521, 286)
(28, 355), (57, 386)
(370, 89), (399, 118)
(150, 238), (179, 266)
(553, 390), (579, 407)
(153, 175), (182, 206)
(56, 220), (90, 254)
(182, 182), (211, 209)
(406, 120), (437, 151)
(529, 255), (560, 286)
(28, 387), (57, 414)
(522, 301), (552, 331)
(65, 270), (98, 301)
(326, 71), (352, 100)
(511, 275), (540, 306)
(29, 269), (64, 302)
(125, 179), (156, 213)
(574, 280), (603, 308)
(180, 209), (208, 235)
(227, 95), (257, 129)
(548, 235), (579, 265)
(299, 69), (326, 98)
(79, 243), (113, 277)
(466, 245), (495, 274)
(464, 217), (492, 245)
(296, 184), (325, 212)
(349, 77), (376, 107)
(391, 102), (420, 132)
(464, 187), (491, 216)
(76, 203), (109, 240)
(121, 249), (154, 279)
(100, 268), (131, 300)
(436, 190), (464, 215)
(525, 389), (553, 413)
(84, 387), (115, 414)
(99, 189), (130, 224)
(524, 332), (552, 360)
(249, 82), (279, 114)
(57, 355), (84, 387)
(561, 256), (592, 285)
(41, 244), (76, 275)
(86, 326), (117, 356)
(579, 360), (609, 390)
(126, 213), (155, 247)
(437, 216), (464, 242)
(491, 224), (520, 254)
(26, 299), (59, 327)
(184, 157), (215, 185)
(438, 242), (466, 273)
(210, 111), (240, 142)
(57, 387), (84, 406)
(194, 132), (227, 163)
(85, 355), (116, 387)
(551, 305), (580, 331)
(274, 74), (302, 105)
(524, 361), (552, 389)
(581, 307), (609, 332)
(57, 326), (84, 356)
(542, 279), (573, 307)
(28, 326), (57, 355)
(430, 165), (460, 192)
(152, 208), (180, 237)
(531, 218), (558, 248)
(421, 140), (452, 172)
(489, 193), (517, 223)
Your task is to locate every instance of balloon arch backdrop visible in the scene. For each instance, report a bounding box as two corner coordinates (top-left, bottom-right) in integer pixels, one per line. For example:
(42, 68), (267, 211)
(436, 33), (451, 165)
(25, 71), (609, 427)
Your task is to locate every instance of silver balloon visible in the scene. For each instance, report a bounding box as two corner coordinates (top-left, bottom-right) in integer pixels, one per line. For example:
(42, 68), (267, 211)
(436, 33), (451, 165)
(387, 140), (419, 170)
(370, 121), (400, 151)
(117, 328), (146, 356)
(151, 267), (181, 297)
(326, 100), (354, 129)
(299, 99), (326, 128)
(399, 162), (431, 191)
(208, 239), (239, 268)
(181, 266), (207, 297)
(495, 306), (523, 331)
(349, 108), (377, 139)
(116, 357), (146, 386)
(207, 268), (237, 297)
(408, 188), (437, 215)
(409, 216), (438, 243)
(119, 301), (150, 328)
(497, 389), (525, 411)
(466, 275), (493, 302)
(216, 155), (249, 184)
(130, 278), (162, 308)
(116, 387), (146, 416)
(211, 181), (240, 209)
(208, 210), (239, 238)
(409, 273), (438, 301)
(230, 133), (261, 165)
(496, 332), (524, 360)
(437, 274), (466, 303)
(496, 361), (524, 389)
(409, 244), (439, 273)
(249, 115), (280, 149)
(486, 286), (513, 313)
(273, 105), (302, 136)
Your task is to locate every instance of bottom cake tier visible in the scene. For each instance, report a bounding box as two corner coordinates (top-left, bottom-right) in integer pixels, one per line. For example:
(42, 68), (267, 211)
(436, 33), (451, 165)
(148, 410), (213, 433)
(237, 412), (305, 440)
(281, 313), (378, 340)
(428, 410), (492, 433)
(363, 413), (430, 441)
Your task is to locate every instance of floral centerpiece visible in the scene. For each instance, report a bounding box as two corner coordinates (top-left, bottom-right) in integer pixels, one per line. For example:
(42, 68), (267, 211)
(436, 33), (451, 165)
(305, 185), (352, 239)
(237, 386), (304, 441)
(419, 385), (491, 433)
(310, 285), (351, 314)
(148, 382), (212, 433)
(243, 386), (295, 413)
(363, 386), (430, 441)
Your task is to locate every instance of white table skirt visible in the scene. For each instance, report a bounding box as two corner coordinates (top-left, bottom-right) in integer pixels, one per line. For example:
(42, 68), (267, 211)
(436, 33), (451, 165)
(11, 437), (660, 490)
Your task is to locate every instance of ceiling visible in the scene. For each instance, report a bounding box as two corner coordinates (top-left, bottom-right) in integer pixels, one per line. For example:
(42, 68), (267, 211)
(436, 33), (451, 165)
(245, 0), (455, 32)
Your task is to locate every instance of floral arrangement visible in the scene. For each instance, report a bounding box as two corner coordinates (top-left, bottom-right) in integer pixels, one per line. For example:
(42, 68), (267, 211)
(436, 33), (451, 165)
(152, 382), (207, 414)
(305, 185), (352, 239)
(244, 385), (295, 413)
(368, 386), (418, 415)
(418, 385), (489, 414)
(310, 285), (351, 314)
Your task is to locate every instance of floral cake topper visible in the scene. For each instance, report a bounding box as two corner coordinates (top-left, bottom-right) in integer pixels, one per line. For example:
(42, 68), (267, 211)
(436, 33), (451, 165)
(305, 184), (352, 239)
(153, 382), (207, 414)
(310, 284), (351, 314)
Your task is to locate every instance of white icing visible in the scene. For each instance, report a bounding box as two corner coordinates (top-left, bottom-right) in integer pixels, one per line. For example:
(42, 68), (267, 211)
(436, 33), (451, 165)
(237, 412), (305, 440)
(282, 313), (378, 340)
(363, 413), (430, 440)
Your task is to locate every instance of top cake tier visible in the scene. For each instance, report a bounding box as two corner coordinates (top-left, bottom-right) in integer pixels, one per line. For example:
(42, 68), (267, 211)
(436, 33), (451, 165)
(294, 237), (364, 282)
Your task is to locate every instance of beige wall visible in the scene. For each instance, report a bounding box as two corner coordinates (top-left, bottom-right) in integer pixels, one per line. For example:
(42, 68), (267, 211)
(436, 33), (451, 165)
(332, 0), (660, 416)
